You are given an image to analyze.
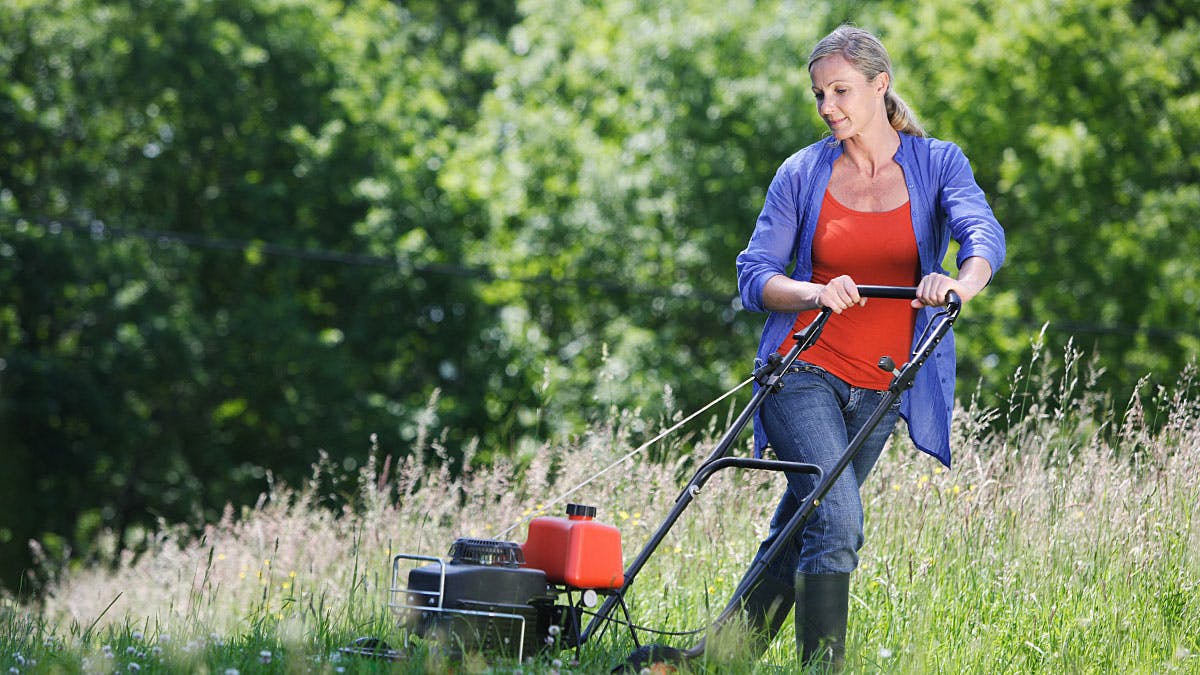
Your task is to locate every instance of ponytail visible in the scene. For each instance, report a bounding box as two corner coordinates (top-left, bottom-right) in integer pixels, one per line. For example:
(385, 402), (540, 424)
(885, 89), (926, 137)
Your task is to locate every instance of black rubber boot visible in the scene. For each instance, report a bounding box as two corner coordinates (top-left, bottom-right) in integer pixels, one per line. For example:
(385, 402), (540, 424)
(795, 572), (850, 672)
(682, 571), (795, 661)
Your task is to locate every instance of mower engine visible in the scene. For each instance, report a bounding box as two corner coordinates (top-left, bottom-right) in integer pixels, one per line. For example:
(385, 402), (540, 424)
(392, 503), (624, 662)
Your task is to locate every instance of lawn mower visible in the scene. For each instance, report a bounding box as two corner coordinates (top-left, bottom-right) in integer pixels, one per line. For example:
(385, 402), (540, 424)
(356, 285), (961, 670)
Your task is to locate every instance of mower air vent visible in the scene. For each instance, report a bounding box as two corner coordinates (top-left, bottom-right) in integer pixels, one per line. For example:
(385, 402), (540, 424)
(447, 538), (525, 567)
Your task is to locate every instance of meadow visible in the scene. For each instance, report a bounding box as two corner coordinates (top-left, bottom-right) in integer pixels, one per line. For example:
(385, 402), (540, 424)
(4, 336), (1198, 674)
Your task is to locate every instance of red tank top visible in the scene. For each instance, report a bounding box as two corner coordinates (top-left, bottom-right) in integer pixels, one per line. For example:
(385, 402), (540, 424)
(776, 189), (919, 390)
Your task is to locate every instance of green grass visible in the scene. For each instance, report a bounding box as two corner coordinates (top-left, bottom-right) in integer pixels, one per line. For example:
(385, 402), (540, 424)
(4, 346), (1199, 673)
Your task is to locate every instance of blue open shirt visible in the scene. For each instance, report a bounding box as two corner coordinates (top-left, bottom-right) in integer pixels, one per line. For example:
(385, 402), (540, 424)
(736, 132), (1006, 467)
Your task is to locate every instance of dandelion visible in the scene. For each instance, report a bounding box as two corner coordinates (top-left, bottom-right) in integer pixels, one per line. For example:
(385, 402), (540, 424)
(547, 625), (561, 636)
(953, 485), (962, 495)
(880, 647), (894, 659)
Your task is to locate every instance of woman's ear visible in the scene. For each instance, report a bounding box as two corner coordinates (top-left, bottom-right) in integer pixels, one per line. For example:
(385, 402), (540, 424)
(874, 71), (890, 97)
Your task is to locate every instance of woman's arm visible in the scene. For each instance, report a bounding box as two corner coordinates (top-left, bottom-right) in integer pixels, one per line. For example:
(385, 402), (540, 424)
(913, 256), (993, 308)
(764, 273), (867, 314)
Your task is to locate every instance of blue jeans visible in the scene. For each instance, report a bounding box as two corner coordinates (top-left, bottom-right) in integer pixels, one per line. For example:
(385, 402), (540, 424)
(753, 362), (900, 578)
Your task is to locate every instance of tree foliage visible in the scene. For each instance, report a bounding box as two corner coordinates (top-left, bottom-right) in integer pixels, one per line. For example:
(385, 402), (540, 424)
(1, 0), (1197, 591)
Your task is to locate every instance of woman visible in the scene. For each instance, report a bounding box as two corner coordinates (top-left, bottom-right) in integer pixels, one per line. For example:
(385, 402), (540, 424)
(714, 25), (1006, 669)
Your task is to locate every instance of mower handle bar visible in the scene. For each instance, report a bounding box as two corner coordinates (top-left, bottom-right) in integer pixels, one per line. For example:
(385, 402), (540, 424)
(579, 283), (962, 648)
(857, 284), (963, 310)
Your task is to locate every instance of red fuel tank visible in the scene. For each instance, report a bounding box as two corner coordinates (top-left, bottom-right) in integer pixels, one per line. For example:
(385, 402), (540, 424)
(522, 503), (624, 589)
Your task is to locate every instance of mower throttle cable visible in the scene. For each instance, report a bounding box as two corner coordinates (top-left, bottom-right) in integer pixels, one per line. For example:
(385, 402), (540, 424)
(491, 376), (755, 540)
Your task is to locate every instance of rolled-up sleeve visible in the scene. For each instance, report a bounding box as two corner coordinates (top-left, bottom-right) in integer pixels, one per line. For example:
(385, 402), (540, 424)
(938, 143), (1006, 276)
(737, 165), (801, 313)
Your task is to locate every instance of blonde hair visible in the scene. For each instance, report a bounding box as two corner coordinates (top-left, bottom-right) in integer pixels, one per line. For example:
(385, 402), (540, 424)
(807, 25), (926, 138)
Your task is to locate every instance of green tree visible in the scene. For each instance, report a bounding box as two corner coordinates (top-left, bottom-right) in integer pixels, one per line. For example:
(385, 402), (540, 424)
(0, 0), (519, 591)
(4, 0), (1198, 596)
(441, 0), (870, 454)
(885, 0), (1200, 403)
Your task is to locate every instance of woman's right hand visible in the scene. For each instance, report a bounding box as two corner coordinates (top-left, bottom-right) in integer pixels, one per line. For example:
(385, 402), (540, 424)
(817, 275), (865, 314)
(762, 274), (866, 313)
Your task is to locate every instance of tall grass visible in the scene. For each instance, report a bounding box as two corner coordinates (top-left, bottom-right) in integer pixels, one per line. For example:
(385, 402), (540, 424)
(4, 340), (1198, 673)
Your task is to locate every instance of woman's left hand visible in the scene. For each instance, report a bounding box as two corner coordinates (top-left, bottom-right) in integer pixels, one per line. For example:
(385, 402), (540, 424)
(912, 257), (993, 308)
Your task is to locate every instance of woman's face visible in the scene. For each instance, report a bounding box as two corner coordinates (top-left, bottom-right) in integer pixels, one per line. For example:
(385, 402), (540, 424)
(809, 53), (888, 141)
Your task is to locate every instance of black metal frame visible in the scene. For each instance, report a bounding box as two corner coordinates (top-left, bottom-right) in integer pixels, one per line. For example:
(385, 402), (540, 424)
(575, 285), (963, 653)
